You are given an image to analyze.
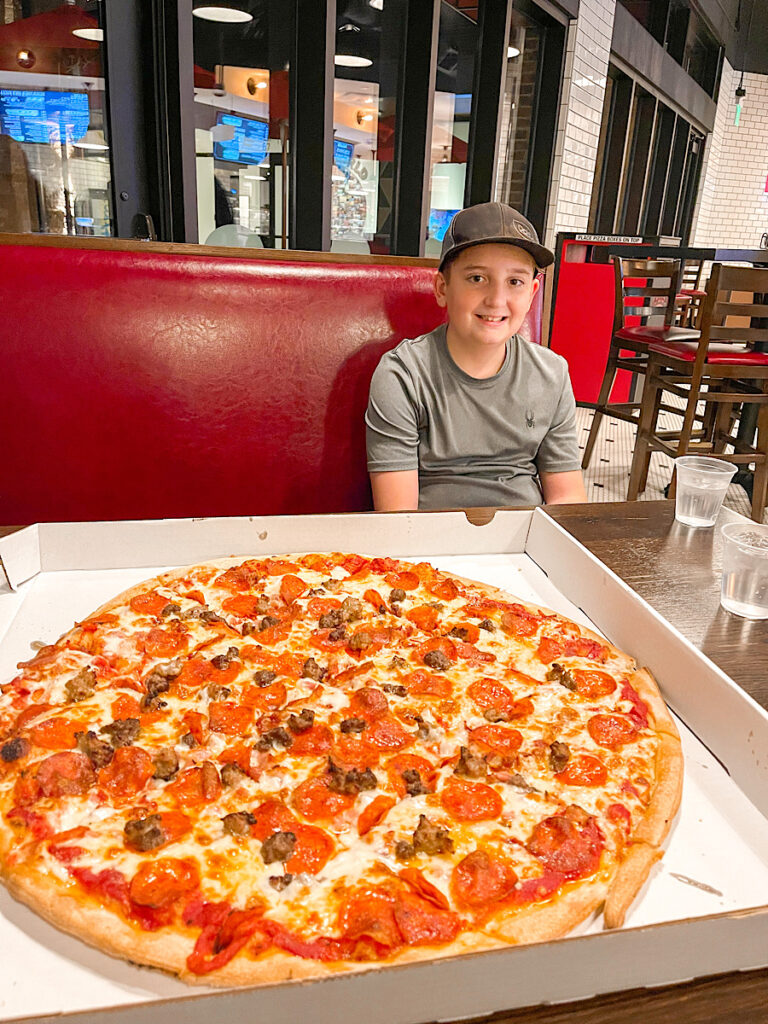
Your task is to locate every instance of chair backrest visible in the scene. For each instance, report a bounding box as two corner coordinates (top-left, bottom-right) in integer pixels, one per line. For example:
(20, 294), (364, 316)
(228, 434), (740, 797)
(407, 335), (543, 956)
(696, 263), (768, 350)
(680, 259), (705, 291)
(611, 257), (683, 333)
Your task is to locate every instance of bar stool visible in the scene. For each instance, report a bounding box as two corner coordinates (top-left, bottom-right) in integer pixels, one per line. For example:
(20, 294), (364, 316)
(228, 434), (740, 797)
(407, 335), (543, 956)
(627, 263), (768, 522)
(582, 257), (700, 470)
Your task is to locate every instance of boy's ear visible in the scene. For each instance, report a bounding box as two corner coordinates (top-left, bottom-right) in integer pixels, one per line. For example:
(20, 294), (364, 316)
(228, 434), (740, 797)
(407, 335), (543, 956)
(434, 271), (448, 308)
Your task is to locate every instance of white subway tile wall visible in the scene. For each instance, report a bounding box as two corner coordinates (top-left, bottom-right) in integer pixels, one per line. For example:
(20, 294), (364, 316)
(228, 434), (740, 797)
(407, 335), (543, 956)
(545, 0), (614, 248)
(692, 60), (768, 249)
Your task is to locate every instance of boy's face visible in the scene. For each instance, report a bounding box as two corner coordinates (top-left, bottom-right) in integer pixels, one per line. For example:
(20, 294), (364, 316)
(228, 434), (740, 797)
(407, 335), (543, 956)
(434, 243), (540, 350)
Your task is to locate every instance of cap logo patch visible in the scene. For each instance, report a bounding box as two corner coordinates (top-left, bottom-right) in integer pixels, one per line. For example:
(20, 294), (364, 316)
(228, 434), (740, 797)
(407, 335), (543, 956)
(513, 221), (536, 242)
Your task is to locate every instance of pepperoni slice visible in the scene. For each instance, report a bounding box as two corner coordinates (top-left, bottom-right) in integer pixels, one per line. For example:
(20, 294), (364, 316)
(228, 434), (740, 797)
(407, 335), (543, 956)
(338, 554), (370, 577)
(363, 589), (387, 613)
(292, 777), (355, 822)
(398, 868), (450, 910)
(112, 694), (141, 720)
(156, 810), (193, 845)
(29, 716), (81, 750)
(467, 677), (515, 714)
(263, 559), (300, 576)
(97, 747), (154, 798)
(527, 812), (603, 879)
(143, 627), (188, 659)
(166, 762), (222, 807)
(556, 754), (607, 787)
(536, 637), (564, 664)
(242, 681), (287, 711)
(290, 723), (334, 757)
(180, 710), (207, 744)
(349, 687), (388, 720)
(357, 795), (396, 836)
(427, 577), (459, 602)
(307, 597), (342, 618)
(454, 641), (496, 665)
(216, 562), (262, 592)
(588, 714), (638, 749)
(221, 594), (266, 618)
(451, 849), (518, 910)
(384, 571), (419, 590)
(208, 701), (253, 736)
(129, 858), (200, 908)
(403, 670), (453, 698)
(300, 553), (332, 572)
(500, 606), (540, 638)
(334, 734), (381, 771)
(36, 751), (96, 799)
(468, 724), (523, 756)
(393, 891), (461, 945)
(416, 636), (456, 664)
(172, 657), (210, 696)
(406, 605), (439, 631)
(129, 591), (171, 617)
(251, 799), (334, 875)
(440, 777), (503, 821)
(364, 713), (412, 752)
(571, 669), (616, 698)
(448, 621), (479, 643)
(280, 573), (308, 606)
(386, 754), (437, 797)
(338, 887), (401, 950)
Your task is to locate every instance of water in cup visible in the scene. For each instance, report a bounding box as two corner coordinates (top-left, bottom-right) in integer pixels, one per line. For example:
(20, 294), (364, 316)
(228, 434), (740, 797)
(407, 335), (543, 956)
(720, 524), (768, 620)
(674, 456), (737, 528)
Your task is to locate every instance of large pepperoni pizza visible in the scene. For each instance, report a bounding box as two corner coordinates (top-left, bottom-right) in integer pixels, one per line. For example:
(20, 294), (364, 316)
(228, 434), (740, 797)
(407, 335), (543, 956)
(0, 552), (682, 985)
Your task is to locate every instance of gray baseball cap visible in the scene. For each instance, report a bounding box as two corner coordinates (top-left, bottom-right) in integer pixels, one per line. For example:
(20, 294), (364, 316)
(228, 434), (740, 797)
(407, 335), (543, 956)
(439, 202), (554, 270)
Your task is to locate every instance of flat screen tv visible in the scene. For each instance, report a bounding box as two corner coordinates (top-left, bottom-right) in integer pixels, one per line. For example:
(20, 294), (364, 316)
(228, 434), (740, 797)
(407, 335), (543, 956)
(213, 113), (269, 165)
(0, 89), (90, 145)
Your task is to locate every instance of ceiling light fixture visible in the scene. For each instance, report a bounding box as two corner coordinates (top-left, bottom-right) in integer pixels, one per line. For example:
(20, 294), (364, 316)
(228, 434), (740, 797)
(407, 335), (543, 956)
(369, 0), (384, 8)
(334, 54), (372, 67)
(507, 46), (520, 58)
(72, 27), (103, 41)
(193, 6), (253, 24)
(356, 111), (374, 123)
(16, 49), (35, 69)
(73, 129), (109, 151)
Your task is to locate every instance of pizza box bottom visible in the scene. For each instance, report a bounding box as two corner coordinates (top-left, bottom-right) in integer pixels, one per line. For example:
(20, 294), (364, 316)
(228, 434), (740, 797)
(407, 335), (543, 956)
(0, 509), (767, 1024)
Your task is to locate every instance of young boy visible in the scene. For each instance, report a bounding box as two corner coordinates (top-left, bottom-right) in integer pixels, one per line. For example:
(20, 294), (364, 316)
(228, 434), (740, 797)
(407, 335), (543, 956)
(366, 202), (587, 511)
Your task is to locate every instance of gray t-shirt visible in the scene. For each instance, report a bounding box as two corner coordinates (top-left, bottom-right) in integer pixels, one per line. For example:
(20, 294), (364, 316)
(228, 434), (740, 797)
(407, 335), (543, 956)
(365, 324), (580, 509)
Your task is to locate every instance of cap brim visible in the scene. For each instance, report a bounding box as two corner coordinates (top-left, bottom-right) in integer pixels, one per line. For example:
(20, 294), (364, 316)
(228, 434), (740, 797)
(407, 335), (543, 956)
(438, 236), (554, 271)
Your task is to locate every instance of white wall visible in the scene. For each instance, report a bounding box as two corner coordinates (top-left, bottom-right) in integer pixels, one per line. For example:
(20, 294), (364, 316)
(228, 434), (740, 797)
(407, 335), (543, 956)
(692, 60), (768, 249)
(545, 0), (615, 248)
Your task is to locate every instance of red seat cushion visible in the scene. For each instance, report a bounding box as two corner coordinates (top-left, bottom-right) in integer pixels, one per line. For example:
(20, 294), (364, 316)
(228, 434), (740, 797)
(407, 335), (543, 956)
(616, 326), (700, 344)
(648, 340), (768, 365)
(678, 288), (707, 297)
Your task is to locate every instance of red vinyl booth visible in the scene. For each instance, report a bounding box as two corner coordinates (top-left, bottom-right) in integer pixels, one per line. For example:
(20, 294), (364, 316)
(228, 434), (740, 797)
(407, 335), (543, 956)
(0, 239), (543, 522)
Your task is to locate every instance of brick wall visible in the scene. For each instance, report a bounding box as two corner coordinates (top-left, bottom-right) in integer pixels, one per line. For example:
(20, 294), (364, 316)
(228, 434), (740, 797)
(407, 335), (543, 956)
(545, 0), (615, 248)
(692, 60), (768, 249)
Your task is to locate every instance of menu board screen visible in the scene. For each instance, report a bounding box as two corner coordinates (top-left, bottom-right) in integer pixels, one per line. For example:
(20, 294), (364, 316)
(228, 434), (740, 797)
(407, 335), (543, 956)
(0, 89), (90, 145)
(214, 113), (269, 165)
(333, 139), (354, 174)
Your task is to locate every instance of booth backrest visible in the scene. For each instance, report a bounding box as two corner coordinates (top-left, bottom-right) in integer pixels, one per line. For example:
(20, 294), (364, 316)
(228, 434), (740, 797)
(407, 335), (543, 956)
(0, 239), (543, 522)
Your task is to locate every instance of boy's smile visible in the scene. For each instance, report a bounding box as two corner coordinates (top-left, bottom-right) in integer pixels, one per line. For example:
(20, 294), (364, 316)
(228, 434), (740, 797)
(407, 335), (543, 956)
(434, 243), (540, 376)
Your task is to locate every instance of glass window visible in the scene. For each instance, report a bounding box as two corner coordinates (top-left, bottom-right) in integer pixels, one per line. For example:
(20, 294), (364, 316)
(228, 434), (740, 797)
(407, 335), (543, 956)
(495, 9), (542, 211)
(0, 0), (113, 236)
(426, 1), (477, 256)
(330, 0), (405, 255)
(192, 1), (293, 248)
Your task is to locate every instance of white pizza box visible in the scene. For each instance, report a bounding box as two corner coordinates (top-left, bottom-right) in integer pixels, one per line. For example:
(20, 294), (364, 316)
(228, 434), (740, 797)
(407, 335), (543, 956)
(0, 508), (767, 1024)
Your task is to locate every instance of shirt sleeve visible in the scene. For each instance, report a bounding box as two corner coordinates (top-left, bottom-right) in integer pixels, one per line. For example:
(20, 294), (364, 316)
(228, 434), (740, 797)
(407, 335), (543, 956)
(365, 352), (421, 473)
(534, 360), (581, 474)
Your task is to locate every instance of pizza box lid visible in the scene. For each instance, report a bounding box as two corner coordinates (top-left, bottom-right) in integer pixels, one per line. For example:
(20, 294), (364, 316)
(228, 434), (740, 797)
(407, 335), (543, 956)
(1, 508), (768, 1024)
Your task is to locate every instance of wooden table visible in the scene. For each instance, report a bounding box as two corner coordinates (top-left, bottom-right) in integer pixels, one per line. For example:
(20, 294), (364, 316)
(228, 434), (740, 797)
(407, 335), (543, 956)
(464, 499), (768, 1024)
(2, 506), (767, 1022)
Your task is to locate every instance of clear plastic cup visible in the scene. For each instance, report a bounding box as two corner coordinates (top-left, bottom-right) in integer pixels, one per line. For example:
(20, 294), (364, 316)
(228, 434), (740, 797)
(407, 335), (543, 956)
(720, 522), (768, 619)
(674, 456), (737, 528)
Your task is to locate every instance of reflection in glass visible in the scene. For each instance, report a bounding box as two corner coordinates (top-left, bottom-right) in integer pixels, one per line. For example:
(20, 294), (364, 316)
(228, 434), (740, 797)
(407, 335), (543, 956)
(192, 1), (292, 248)
(495, 10), (541, 211)
(330, 1), (404, 255)
(0, 0), (113, 236)
(427, 2), (476, 255)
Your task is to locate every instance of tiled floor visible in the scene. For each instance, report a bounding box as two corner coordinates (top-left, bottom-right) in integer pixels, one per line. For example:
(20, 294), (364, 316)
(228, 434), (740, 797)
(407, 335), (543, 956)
(575, 405), (760, 520)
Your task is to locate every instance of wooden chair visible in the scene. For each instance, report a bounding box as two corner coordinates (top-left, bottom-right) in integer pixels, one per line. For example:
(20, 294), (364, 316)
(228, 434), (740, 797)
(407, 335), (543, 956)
(627, 263), (768, 522)
(582, 257), (699, 470)
(675, 259), (707, 328)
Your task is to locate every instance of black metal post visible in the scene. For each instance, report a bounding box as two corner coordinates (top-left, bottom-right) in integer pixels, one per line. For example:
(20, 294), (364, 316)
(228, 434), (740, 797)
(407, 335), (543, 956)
(391, 0), (440, 257)
(290, 0), (336, 251)
(464, 0), (511, 208)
